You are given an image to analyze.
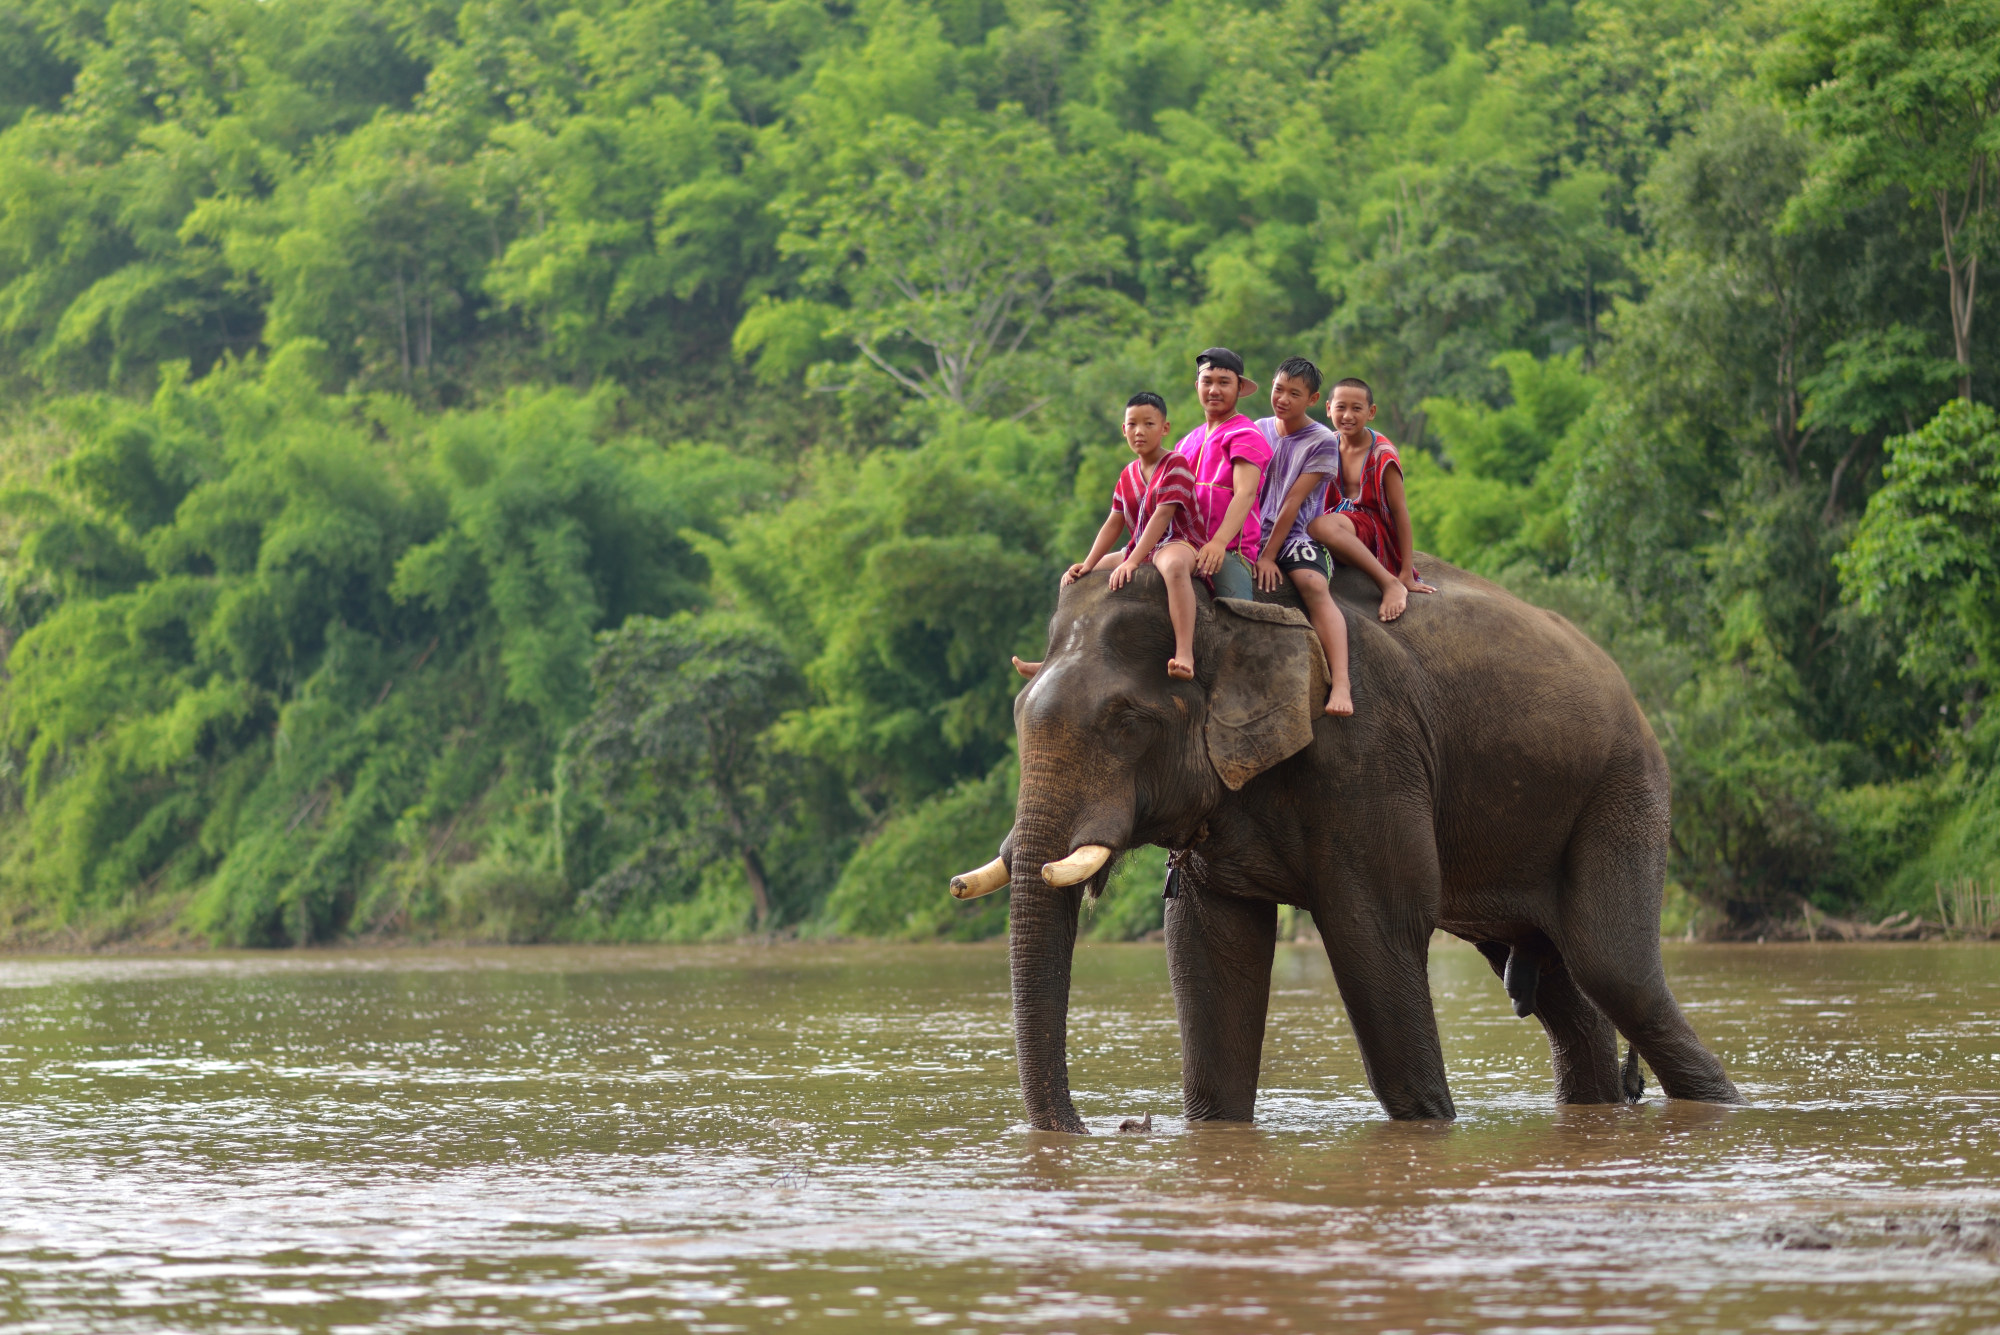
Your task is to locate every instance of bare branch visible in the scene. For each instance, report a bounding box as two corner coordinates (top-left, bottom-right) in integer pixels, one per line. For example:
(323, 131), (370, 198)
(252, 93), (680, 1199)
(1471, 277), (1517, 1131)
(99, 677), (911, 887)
(856, 338), (937, 399)
(1820, 433), (1869, 527)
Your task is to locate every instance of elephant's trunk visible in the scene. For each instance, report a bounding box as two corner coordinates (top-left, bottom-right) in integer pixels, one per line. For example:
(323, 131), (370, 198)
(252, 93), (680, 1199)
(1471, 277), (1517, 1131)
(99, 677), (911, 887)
(1006, 812), (1089, 1134)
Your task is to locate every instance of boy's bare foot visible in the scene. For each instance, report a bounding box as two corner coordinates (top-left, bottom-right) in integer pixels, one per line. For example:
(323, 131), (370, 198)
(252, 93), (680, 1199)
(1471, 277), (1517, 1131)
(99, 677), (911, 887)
(1167, 653), (1195, 680)
(1378, 581), (1409, 622)
(1012, 656), (1041, 679)
(1326, 682), (1354, 716)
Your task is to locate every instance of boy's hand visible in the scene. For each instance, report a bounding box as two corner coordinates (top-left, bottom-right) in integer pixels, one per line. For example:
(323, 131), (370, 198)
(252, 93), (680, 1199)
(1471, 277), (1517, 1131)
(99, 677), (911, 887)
(1194, 540), (1227, 576)
(1255, 555), (1282, 592)
(1061, 561), (1089, 586)
(1402, 570), (1438, 594)
(1108, 559), (1140, 591)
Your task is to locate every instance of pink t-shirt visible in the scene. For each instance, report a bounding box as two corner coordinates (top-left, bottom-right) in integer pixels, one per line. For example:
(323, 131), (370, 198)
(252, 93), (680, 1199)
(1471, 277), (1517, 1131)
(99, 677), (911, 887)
(1175, 414), (1273, 560)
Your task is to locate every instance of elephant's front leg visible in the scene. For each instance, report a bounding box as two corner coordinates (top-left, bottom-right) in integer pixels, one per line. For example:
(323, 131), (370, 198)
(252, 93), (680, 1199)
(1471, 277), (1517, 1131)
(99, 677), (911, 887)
(1165, 882), (1278, 1122)
(1315, 833), (1455, 1120)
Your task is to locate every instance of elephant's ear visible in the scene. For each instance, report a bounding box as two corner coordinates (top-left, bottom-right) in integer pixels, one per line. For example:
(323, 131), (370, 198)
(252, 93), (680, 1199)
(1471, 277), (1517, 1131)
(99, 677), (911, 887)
(1203, 597), (1327, 791)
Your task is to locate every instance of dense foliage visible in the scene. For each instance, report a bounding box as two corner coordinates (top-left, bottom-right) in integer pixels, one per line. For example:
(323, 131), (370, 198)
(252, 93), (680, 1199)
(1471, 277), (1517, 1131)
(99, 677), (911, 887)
(0, 0), (1993, 944)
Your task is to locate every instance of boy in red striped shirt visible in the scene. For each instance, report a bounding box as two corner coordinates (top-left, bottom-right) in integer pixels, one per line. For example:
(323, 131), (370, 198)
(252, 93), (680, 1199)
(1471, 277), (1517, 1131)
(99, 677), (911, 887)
(1008, 387), (1192, 683)
(1039, 392), (1201, 680)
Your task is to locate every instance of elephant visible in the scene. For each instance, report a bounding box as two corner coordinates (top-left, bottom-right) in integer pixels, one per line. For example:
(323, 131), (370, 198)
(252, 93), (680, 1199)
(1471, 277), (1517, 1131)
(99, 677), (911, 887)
(950, 559), (1741, 1133)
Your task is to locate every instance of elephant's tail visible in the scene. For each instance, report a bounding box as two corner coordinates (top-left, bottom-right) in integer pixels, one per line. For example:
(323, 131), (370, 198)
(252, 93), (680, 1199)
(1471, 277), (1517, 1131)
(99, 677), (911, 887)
(1621, 1044), (1645, 1104)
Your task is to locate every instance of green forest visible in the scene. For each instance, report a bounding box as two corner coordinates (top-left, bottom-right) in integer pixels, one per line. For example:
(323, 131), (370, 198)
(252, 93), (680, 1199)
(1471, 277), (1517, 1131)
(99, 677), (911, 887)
(1, 0), (1997, 947)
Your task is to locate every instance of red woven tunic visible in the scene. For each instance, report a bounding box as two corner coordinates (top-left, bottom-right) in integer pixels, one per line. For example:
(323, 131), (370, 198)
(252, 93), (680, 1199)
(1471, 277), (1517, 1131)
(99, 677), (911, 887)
(1327, 430), (1412, 574)
(1113, 452), (1198, 559)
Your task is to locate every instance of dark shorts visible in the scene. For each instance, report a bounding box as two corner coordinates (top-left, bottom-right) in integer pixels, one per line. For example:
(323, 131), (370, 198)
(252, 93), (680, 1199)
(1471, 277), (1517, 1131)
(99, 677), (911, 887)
(1275, 537), (1331, 581)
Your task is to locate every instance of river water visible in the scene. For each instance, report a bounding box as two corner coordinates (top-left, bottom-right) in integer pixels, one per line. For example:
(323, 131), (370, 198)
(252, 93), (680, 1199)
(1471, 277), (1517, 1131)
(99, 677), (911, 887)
(1, 939), (1996, 1333)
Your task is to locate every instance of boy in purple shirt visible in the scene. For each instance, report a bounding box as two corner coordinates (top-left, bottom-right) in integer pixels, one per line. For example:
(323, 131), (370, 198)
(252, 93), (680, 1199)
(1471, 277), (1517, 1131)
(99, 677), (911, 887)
(1251, 357), (1353, 715)
(1176, 347), (1271, 602)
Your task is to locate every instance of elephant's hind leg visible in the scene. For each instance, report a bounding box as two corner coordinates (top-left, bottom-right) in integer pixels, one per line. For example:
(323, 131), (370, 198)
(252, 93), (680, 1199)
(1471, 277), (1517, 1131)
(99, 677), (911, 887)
(1165, 882), (1277, 1122)
(1564, 950), (1737, 1104)
(1477, 941), (1625, 1104)
(1557, 787), (1743, 1105)
(1534, 958), (1631, 1104)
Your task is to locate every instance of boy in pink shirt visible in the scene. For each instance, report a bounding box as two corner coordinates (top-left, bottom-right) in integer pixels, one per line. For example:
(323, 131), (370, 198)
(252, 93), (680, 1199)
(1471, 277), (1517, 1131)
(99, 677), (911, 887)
(1175, 347), (1271, 603)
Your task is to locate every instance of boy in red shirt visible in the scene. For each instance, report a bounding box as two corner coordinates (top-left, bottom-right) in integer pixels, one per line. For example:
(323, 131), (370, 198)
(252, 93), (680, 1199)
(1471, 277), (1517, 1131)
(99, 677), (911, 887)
(1308, 377), (1436, 621)
(1043, 392), (1201, 679)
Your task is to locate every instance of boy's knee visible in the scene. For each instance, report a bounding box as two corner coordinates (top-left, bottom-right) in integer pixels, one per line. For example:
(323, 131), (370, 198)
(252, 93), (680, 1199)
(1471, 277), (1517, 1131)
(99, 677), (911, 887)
(1286, 566), (1329, 595)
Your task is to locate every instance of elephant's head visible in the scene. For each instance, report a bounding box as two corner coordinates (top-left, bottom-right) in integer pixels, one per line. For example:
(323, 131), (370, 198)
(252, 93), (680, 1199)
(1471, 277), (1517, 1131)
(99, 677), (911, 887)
(951, 569), (1326, 1132)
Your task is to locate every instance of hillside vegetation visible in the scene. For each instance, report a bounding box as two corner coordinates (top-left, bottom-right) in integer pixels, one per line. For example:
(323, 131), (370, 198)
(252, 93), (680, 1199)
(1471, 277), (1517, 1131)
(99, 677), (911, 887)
(1, 0), (1996, 945)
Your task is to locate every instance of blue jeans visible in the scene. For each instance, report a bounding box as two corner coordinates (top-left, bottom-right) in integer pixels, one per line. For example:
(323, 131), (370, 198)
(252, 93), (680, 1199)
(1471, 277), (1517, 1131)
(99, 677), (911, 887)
(1209, 551), (1255, 602)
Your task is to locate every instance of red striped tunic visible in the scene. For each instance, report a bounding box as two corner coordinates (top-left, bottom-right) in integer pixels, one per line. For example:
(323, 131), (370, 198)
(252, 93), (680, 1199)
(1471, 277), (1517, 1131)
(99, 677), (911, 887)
(1327, 430), (1413, 573)
(1113, 452), (1198, 558)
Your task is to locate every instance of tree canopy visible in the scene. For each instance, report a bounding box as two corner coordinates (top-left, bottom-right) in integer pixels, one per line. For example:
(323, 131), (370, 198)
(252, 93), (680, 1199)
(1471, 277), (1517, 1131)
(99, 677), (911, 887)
(0, 0), (1992, 944)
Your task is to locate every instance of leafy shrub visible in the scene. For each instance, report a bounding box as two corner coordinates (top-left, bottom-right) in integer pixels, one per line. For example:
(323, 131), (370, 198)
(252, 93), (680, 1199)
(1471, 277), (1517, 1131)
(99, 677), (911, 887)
(824, 757), (1016, 940)
(1083, 846), (1168, 942)
(442, 858), (569, 943)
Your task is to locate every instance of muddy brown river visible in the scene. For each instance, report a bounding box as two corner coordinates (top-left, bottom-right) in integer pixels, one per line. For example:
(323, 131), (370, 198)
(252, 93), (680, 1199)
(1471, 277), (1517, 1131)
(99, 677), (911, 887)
(1, 939), (1997, 1332)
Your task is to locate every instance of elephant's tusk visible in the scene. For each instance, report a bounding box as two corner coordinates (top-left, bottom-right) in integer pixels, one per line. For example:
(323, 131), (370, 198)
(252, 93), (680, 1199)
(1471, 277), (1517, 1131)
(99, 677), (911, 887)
(949, 856), (1010, 900)
(1041, 845), (1112, 887)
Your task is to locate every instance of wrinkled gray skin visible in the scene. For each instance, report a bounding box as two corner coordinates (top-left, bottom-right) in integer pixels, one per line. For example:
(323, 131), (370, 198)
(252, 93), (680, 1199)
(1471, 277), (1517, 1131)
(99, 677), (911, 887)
(1001, 559), (1741, 1133)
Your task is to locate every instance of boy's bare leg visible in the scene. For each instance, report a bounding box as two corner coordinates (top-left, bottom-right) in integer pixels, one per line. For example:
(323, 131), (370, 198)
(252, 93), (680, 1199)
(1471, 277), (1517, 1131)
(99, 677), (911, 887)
(1308, 513), (1408, 622)
(1155, 543), (1198, 680)
(1011, 656), (1040, 679)
(1288, 566), (1353, 716)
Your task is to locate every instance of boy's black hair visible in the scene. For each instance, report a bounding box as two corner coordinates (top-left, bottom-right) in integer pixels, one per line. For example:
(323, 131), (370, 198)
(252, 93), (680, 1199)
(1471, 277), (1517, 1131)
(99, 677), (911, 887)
(1126, 391), (1168, 416)
(1275, 357), (1322, 394)
(1331, 376), (1374, 405)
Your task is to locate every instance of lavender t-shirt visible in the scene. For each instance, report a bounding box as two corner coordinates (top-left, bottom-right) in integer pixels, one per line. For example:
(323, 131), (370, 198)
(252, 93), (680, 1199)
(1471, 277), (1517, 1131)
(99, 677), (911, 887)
(1255, 416), (1343, 551)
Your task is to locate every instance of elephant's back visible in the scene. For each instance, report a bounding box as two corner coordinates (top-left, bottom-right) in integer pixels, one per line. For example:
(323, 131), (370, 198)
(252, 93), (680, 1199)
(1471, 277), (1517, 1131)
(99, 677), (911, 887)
(1378, 562), (1626, 692)
(1328, 557), (1666, 838)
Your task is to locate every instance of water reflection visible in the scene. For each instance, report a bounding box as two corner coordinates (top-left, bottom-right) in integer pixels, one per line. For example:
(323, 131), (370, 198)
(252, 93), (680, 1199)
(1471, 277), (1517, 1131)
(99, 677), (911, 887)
(1, 940), (1997, 1332)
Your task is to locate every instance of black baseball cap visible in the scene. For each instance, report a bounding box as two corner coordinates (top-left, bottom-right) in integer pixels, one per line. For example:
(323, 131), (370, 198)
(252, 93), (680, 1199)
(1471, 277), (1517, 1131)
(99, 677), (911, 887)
(1195, 346), (1245, 376)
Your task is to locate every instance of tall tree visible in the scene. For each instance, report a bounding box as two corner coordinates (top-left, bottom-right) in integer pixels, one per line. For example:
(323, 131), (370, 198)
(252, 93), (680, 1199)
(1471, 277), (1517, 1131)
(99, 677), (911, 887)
(740, 110), (1129, 415)
(564, 613), (805, 926)
(1772, 0), (2000, 399)
(1840, 399), (2000, 698)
